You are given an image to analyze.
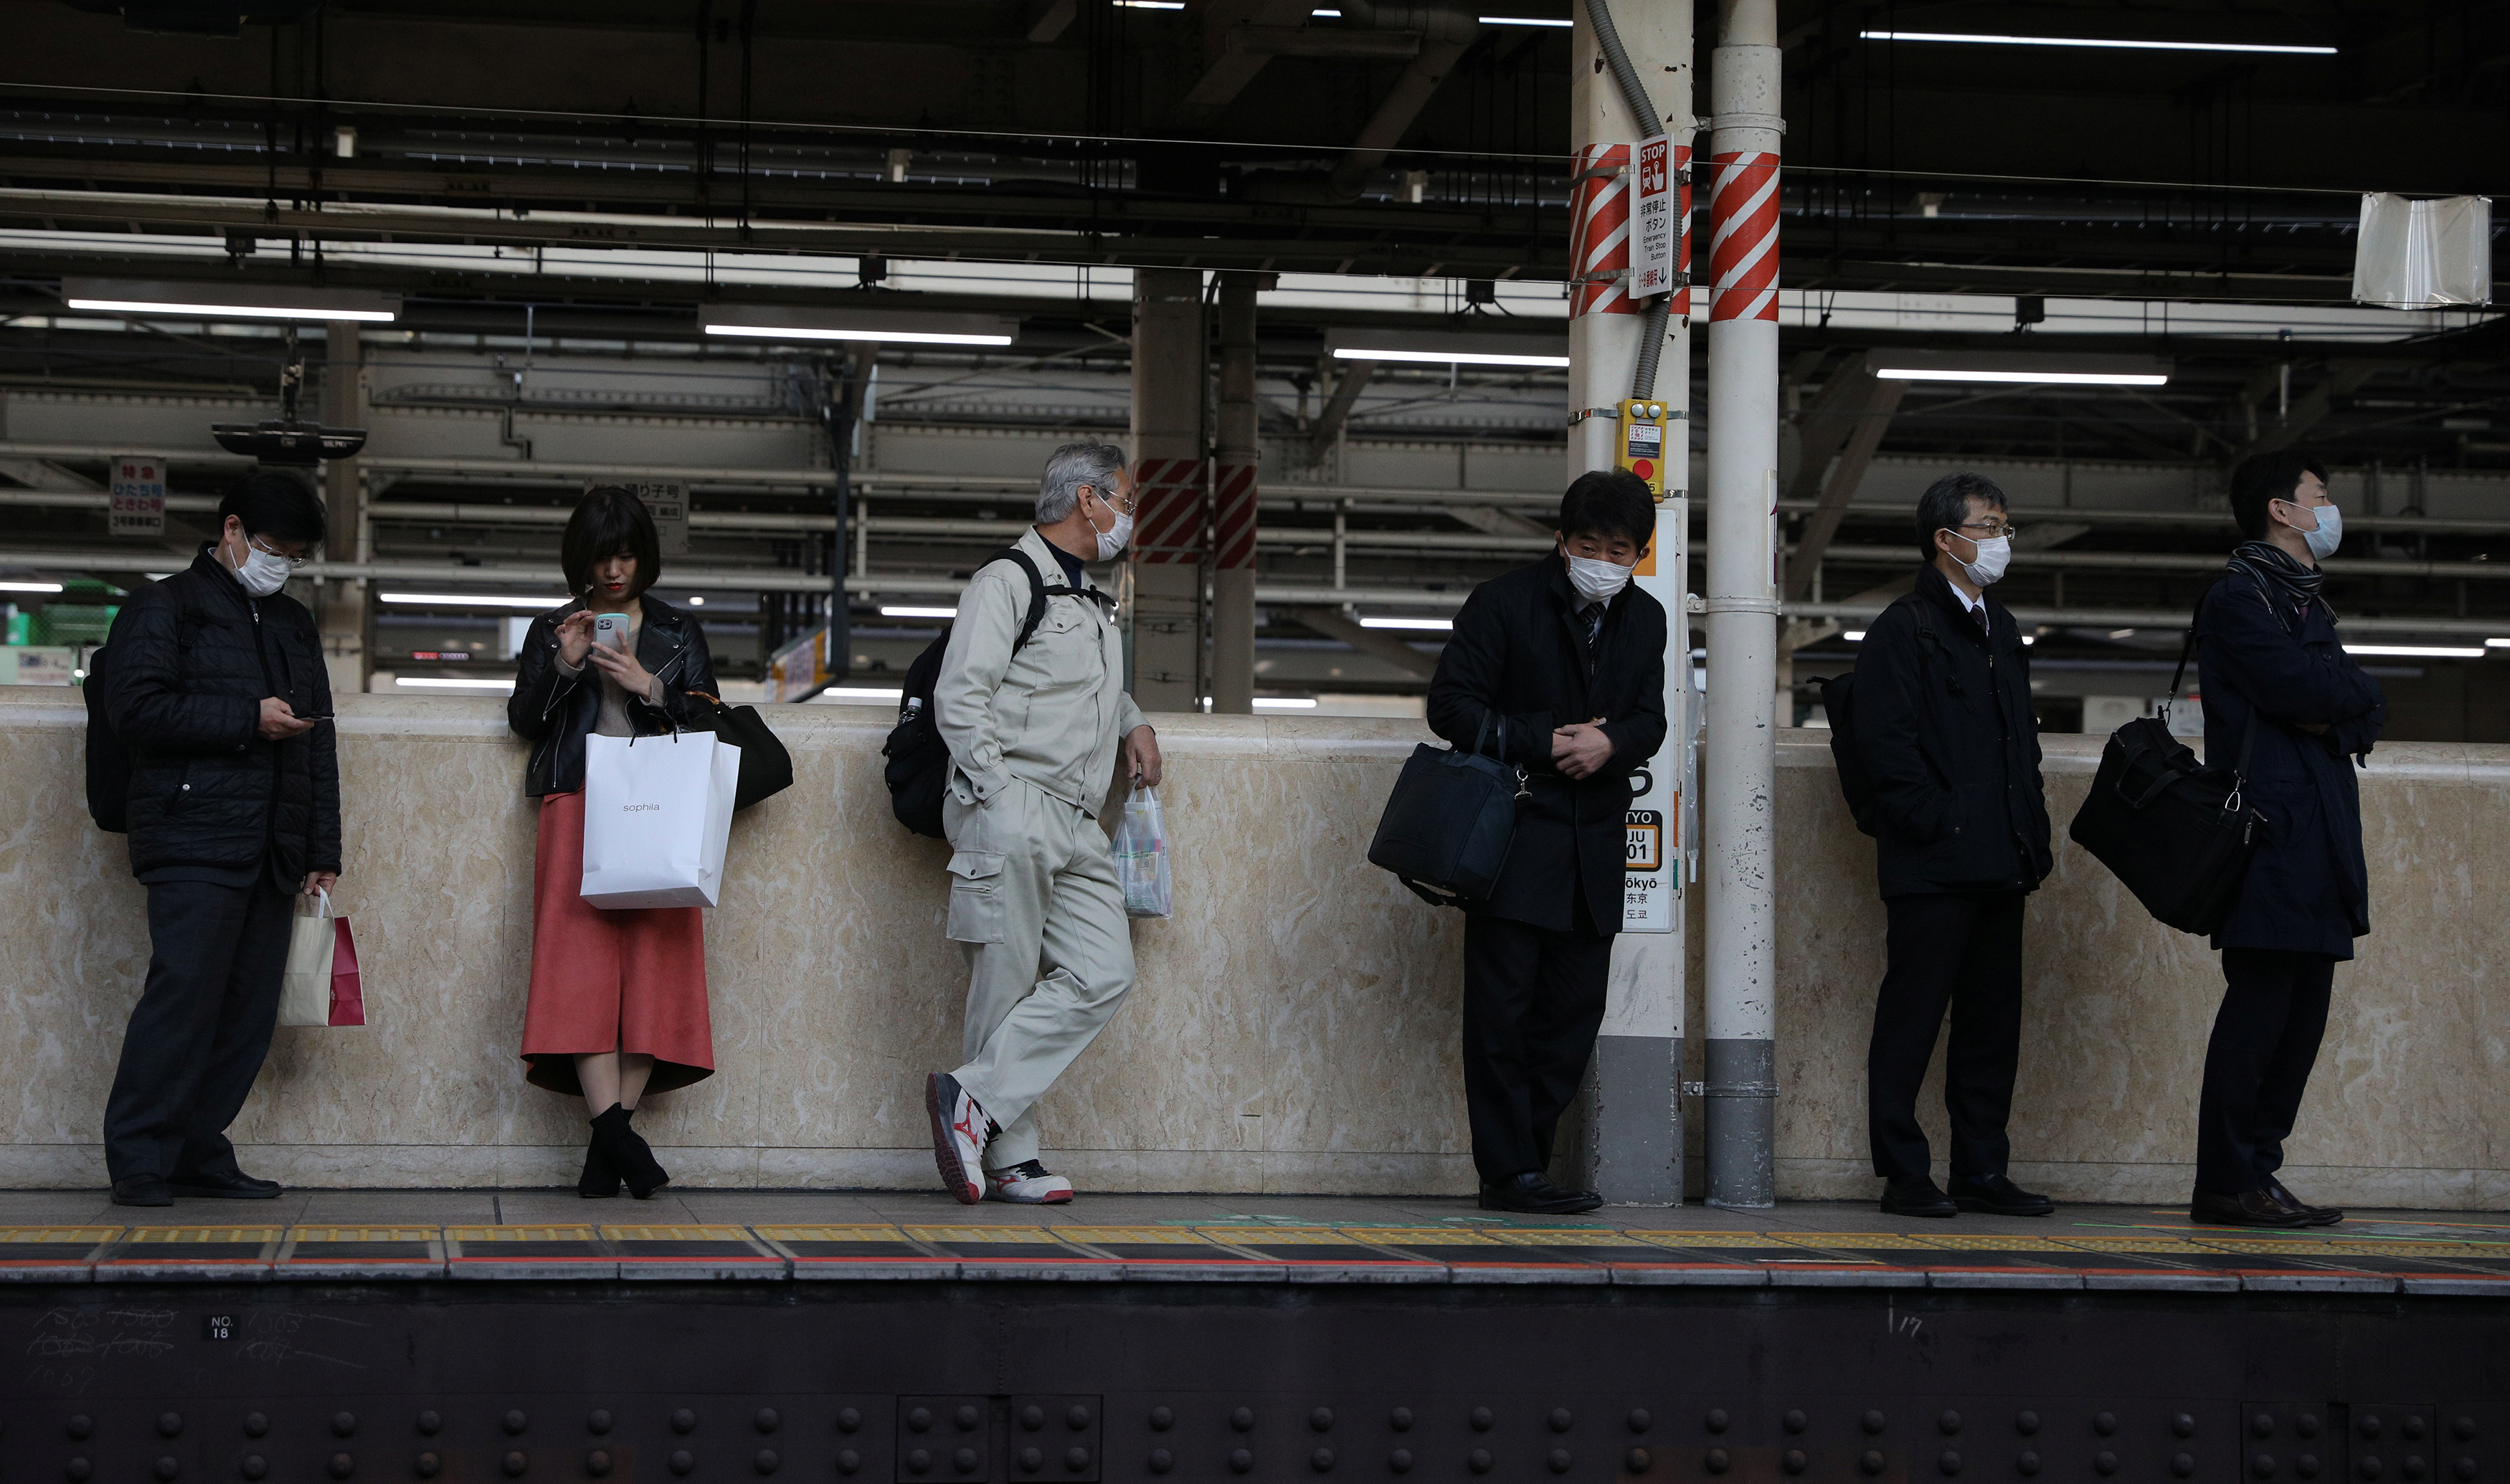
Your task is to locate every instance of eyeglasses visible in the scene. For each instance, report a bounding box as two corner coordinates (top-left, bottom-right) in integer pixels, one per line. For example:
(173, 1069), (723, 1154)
(249, 536), (308, 569)
(1086, 483), (1137, 516)
(1953, 520), (2021, 541)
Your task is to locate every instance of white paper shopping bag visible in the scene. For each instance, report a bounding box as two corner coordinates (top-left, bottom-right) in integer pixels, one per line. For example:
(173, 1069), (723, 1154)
(580, 731), (742, 909)
(276, 890), (338, 1027)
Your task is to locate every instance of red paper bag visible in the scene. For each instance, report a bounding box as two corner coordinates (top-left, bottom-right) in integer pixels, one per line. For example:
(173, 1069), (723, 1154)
(328, 915), (366, 1027)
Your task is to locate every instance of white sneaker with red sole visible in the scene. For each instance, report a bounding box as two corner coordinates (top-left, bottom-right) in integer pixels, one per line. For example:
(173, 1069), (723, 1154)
(985, 1161), (1074, 1204)
(925, 1072), (995, 1205)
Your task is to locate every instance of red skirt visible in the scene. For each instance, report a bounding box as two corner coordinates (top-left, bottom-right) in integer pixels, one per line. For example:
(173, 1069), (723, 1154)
(520, 789), (714, 1095)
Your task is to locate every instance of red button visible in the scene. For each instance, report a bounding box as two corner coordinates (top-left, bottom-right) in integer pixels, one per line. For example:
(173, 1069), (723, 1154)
(1631, 458), (1655, 480)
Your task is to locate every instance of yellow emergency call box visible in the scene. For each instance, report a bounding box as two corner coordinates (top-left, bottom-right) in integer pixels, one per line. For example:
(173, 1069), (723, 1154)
(1617, 398), (1674, 500)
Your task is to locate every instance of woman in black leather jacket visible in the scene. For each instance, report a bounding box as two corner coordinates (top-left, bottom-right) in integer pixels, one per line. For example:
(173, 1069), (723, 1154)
(507, 487), (719, 1198)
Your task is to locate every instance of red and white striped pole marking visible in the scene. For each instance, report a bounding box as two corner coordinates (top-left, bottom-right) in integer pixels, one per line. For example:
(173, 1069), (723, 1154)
(1674, 143), (1694, 320)
(1210, 461), (1258, 571)
(1707, 149), (1780, 323)
(1570, 141), (1636, 320)
(1127, 456), (1207, 566)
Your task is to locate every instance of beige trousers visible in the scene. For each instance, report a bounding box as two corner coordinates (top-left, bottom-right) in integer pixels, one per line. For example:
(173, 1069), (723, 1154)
(941, 780), (1135, 1169)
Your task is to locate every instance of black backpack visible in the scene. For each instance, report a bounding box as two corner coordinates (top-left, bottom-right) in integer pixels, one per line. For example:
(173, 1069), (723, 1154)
(881, 547), (1086, 838)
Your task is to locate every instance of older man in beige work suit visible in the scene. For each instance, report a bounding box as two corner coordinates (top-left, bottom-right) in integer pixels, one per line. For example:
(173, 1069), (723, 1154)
(926, 441), (1163, 1205)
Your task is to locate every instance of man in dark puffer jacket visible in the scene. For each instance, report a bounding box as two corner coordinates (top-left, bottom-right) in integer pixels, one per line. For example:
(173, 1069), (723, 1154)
(99, 471), (341, 1207)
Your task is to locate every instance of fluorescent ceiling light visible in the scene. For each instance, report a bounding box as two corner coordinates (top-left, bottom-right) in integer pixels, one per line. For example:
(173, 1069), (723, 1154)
(397, 676), (517, 691)
(62, 276), (398, 323)
(1481, 16), (1572, 26)
(1860, 29), (2334, 56)
(1115, 1), (1182, 7)
(1881, 368), (2172, 386)
(1312, 6), (1341, 13)
(1254, 697), (1321, 709)
(1323, 328), (1569, 368)
(881, 605), (958, 619)
(1357, 616), (1454, 632)
(705, 303), (1016, 347)
(686, 595), (706, 606)
(0, 580), (65, 593)
(1844, 630), (1866, 642)
(379, 591), (566, 609)
(2486, 637), (2510, 648)
(818, 686), (905, 704)
(2344, 643), (2487, 659)
(1875, 351), (2171, 387)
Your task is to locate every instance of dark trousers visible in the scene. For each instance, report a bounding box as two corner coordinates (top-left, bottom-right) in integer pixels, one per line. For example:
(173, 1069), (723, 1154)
(102, 880), (293, 1184)
(2194, 947), (2335, 1194)
(1461, 910), (1612, 1184)
(1866, 890), (2026, 1181)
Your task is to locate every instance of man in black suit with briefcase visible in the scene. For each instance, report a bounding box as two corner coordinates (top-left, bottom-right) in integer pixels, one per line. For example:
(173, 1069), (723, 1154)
(1424, 470), (1668, 1214)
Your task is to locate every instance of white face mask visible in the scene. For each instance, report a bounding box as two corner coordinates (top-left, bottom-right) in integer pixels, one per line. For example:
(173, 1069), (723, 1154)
(1089, 495), (1134, 561)
(227, 536), (293, 597)
(1941, 531), (2011, 589)
(1563, 553), (1634, 604)
(2282, 500), (2344, 561)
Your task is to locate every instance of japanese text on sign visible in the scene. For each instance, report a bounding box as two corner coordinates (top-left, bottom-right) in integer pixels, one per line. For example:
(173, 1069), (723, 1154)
(1632, 135), (1675, 298)
(110, 456), (167, 538)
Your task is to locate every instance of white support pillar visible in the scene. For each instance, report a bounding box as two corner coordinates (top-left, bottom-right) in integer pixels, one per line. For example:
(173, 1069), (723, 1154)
(318, 318), (370, 696)
(1702, 0), (1784, 1207)
(1568, 0), (1691, 1207)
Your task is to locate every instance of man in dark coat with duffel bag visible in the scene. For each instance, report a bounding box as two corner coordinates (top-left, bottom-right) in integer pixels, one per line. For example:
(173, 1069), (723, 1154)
(1850, 472), (2055, 1219)
(2186, 450), (2384, 1229)
(1424, 469), (1667, 1214)
(97, 471), (341, 1208)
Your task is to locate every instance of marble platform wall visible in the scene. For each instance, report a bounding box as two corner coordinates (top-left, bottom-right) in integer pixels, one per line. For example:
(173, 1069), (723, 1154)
(1, 689), (2501, 1204)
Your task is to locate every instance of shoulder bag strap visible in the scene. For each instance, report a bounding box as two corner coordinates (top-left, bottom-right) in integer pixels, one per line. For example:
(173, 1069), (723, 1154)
(2162, 579), (2222, 729)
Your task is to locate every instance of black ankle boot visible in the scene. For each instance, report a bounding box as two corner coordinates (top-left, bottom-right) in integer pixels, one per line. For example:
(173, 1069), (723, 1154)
(591, 1103), (669, 1199)
(577, 1130), (620, 1199)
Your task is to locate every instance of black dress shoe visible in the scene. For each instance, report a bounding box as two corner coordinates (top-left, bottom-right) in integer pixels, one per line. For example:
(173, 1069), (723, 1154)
(578, 1138), (622, 1199)
(1479, 1173), (1604, 1215)
(2190, 1187), (2315, 1228)
(591, 1104), (670, 1200)
(169, 1170), (281, 1199)
(2267, 1178), (2343, 1227)
(1879, 1176), (1957, 1217)
(110, 1176), (173, 1208)
(1948, 1173), (2055, 1217)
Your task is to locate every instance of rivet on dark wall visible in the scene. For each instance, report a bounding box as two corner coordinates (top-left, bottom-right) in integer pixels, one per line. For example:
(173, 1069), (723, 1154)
(1229, 1447), (1254, 1475)
(1147, 1450), (1173, 1476)
(247, 1414), (273, 1440)
(334, 1413), (359, 1439)
(503, 1412), (528, 1438)
(1312, 1409), (1335, 1433)
(673, 1410), (699, 1436)
(1625, 1448), (1652, 1475)
(1705, 1411), (1730, 1435)
(415, 1413), (439, 1438)
(755, 1409), (780, 1435)
(1784, 1412), (1807, 1436)
(1390, 1410), (1413, 1434)
(1548, 1448), (1573, 1474)
(326, 1452), (354, 1482)
(1388, 1449), (1413, 1475)
(1232, 1409), (1256, 1434)
(1629, 1411), (1653, 1435)
(411, 1454), (437, 1480)
(158, 1412), (184, 1438)
(1865, 1413), (1888, 1437)
(754, 1447), (780, 1475)
(668, 1451), (695, 1478)
(839, 1410), (863, 1435)
(1023, 1407), (1047, 1432)
(837, 1450), (863, 1476)
(1310, 1446), (1335, 1473)
(2016, 1413), (2040, 1437)
(1149, 1409), (1174, 1433)
(1468, 1448), (1494, 1475)
(588, 1409), (612, 1436)
(1469, 1409), (1494, 1434)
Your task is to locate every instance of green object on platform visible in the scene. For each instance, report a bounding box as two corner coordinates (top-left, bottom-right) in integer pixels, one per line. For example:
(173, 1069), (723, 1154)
(28, 604), (116, 646)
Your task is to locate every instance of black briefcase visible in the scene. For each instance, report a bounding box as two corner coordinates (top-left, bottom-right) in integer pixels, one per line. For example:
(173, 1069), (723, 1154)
(2065, 604), (2265, 935)
(683, 690), (797, 811)
(1367, 717), (1530, 908)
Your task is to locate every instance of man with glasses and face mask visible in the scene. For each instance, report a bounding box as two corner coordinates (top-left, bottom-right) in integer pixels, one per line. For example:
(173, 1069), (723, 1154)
(1424, 470), (1669, 1214)
(2184, 450), (2384, 1228)
(1851, 472), (2055, 1219)
(96, 470), (340, 1207)
(925, 442), (1162, 1205)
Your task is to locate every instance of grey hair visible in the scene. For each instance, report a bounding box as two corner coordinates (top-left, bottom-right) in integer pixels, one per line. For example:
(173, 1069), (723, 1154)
(1913, 471), (2007, 561)
(1037, 442), (1129, 523)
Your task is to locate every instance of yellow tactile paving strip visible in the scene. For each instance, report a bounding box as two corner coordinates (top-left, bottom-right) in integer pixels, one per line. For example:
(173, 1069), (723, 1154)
(287, 1227), (437, 1243)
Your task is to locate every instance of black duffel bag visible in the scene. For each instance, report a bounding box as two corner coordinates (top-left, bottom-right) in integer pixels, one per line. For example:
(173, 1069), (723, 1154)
(1366, 715), (1530, 908)
(2066, 603), (2265, 935)
(683, 689), (797, 811)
